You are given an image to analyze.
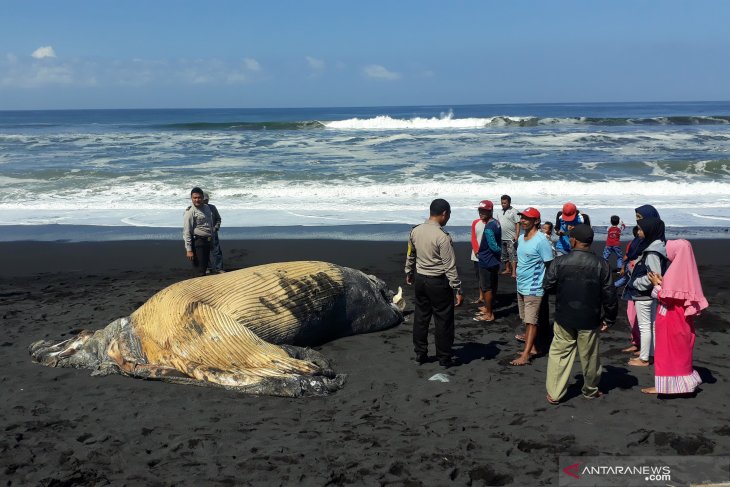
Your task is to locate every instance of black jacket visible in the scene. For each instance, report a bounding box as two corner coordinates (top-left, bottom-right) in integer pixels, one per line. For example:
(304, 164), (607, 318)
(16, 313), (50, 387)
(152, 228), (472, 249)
(543, 248), (618, 329)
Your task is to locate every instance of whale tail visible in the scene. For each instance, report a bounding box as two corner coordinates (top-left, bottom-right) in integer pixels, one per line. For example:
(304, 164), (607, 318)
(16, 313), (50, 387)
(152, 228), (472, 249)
(392, 286), (406, 311)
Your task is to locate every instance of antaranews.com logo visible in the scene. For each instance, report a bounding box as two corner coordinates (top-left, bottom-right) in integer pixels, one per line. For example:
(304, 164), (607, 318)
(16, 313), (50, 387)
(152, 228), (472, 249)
(559, 456), (729, 487)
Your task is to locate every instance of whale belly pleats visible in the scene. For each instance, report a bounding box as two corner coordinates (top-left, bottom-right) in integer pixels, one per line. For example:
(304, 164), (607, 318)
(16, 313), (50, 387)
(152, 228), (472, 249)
(129, 261), (345, 371)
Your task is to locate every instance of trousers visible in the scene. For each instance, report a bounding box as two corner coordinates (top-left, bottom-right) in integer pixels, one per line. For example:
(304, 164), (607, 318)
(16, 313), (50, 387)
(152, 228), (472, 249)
(546, 322), (601, 401)
(192, 237), (211, 276)
(208, 233), (223, 272)
(413, 274), (455, 361)
(634, 299), (657, 361)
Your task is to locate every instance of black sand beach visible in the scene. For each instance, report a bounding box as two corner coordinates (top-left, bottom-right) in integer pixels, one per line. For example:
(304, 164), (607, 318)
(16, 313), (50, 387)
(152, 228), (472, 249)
(1, 239), (729, 485)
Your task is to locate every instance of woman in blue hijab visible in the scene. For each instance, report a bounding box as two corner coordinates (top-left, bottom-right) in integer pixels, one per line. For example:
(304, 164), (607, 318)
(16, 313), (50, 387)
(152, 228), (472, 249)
(635, 204), (660, 221)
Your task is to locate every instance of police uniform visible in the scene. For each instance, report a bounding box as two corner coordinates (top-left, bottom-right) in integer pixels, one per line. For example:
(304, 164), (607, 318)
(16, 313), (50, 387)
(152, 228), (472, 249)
(183, 204), (215, 276)
(405, 219), (462, 364)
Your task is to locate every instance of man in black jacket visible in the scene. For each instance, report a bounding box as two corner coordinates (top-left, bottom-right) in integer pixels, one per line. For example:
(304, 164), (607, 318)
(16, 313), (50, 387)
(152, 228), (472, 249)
(544, 224), (618, 404)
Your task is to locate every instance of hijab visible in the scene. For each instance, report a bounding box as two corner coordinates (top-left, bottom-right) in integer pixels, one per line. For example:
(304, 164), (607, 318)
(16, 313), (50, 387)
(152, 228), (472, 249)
(635, 204), (660, 220)
(635, 217), (665, 256)
(633, 206), (665, 257)
(660, 240), (708, 316)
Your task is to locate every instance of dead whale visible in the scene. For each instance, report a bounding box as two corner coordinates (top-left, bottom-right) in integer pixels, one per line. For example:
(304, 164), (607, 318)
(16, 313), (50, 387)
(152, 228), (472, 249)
(30, 261), (405, 397)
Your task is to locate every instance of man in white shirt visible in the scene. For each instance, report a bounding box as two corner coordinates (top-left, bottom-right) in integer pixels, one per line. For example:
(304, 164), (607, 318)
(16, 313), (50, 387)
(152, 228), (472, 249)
(497, 195), (521, 278)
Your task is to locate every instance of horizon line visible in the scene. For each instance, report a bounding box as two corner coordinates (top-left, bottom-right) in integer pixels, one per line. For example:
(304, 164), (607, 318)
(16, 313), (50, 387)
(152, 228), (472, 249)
(2, 99), (730, 113)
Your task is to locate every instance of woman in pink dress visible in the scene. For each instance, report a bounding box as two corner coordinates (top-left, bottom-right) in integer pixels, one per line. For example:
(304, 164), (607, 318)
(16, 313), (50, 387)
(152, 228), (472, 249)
(642, 239), (708, 394)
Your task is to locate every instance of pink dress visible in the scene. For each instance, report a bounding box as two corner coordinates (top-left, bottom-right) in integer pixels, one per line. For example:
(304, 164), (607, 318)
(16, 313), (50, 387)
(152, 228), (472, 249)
(653, 296), (702, 393)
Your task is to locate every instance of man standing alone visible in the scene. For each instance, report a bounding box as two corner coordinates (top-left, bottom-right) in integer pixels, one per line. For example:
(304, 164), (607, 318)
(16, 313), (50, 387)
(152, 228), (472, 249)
(498, 195), (521, 278)
(544, 224), (617, 403)
(183, 187), (215, 277)
(405, 199), (464, 367)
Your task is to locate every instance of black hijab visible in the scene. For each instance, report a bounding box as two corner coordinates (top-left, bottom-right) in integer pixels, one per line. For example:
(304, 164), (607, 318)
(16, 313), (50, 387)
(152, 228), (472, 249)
(635, 217), (665, 255)
(635, 204), (660, 220)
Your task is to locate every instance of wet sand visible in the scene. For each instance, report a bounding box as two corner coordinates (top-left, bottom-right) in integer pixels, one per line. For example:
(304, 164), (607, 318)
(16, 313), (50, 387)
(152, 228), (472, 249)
(1, 239), (729, 485)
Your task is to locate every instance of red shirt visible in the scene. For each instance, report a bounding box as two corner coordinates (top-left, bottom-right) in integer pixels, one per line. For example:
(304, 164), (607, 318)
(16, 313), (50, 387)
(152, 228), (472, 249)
(606, 224), (624, 247)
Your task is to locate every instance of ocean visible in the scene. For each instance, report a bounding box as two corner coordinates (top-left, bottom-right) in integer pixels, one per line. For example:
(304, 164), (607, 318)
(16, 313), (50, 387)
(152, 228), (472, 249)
(2, 102), (730, 241)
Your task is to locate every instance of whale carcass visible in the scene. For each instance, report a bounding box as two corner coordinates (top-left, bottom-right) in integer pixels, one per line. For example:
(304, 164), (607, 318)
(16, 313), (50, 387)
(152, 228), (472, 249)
(30, 261), (405, 397)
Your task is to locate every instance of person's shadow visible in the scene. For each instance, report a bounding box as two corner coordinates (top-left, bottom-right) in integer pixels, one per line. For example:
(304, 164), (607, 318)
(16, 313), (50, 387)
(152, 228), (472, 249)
(562, 364), (639, 401)
(454, 340), (503, 364)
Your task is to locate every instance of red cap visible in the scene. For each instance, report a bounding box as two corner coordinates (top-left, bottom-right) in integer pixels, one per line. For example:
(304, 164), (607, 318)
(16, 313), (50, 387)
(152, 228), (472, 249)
(562, 202), (577, 221)
(477, 200), (494, 211)
(518, 207), (541, 219)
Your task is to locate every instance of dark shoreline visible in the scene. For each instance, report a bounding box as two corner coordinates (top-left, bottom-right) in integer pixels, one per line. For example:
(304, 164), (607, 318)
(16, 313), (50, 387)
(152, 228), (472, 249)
(1, 239), (728, 485)
(2, 223), (730, 243)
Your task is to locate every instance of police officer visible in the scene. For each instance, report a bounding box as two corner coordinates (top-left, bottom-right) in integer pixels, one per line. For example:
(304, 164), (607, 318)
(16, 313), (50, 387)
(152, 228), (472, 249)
(405, 198), (464, 367)
(183, 187), (215, 276)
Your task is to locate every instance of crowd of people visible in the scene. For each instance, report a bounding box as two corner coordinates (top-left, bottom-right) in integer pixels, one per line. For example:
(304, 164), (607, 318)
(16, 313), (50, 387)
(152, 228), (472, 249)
(405, 196), (709, 404)
(179, 186), (708, 404)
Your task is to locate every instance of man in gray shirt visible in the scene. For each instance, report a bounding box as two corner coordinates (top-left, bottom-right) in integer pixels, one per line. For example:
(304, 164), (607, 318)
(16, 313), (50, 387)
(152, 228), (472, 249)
(498, 194), (521, 278)
(183, 187), (215, 277)
(405, 198), (464, 367)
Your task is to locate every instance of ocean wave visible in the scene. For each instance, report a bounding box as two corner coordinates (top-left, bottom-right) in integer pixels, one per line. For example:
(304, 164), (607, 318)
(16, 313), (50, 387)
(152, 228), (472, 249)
(133, 114), (730, 131)
(153, 120), (326, 131)
(323, 113), (539, 130)
(4, 178), (730, 210)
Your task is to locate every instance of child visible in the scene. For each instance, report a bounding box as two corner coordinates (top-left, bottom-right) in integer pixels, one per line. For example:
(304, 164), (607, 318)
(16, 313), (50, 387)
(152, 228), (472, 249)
(603, 215), (626, 270)
(616, 225), (641, 353)
(614, 225), (639, 288)
(541, 221), (558, 258)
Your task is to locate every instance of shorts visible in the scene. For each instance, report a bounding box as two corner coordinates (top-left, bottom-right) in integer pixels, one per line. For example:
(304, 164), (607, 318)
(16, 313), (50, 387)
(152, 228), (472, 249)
(501, 240), (517, 263)
(517, 293), (543, 325)
(478, 265), (499, 292)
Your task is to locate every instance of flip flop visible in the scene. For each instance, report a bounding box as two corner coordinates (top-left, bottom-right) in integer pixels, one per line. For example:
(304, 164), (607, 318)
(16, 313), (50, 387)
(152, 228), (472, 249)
(515, 334), (526, 342)
(621, 345), (639, 353)
(546, 394), (560, 405)
(473, 316), (495, 322)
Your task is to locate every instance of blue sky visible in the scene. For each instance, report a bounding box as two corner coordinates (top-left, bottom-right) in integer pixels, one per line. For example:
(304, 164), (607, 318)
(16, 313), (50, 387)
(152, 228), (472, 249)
(1, 1), (729, 109)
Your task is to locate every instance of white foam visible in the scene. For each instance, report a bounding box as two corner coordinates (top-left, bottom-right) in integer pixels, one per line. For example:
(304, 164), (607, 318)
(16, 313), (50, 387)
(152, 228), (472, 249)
(323, 113), (534, 130)
(3, 178), (730, 230)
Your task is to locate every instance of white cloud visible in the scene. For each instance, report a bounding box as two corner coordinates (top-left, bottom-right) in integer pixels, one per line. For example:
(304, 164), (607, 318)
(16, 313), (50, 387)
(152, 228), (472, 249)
(363, 64), (400, 80)
(243, 57), (261, 71)
(31, 46), (56, 59)
(0, 55), (265, 88)
(305, 56), (324, 70)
